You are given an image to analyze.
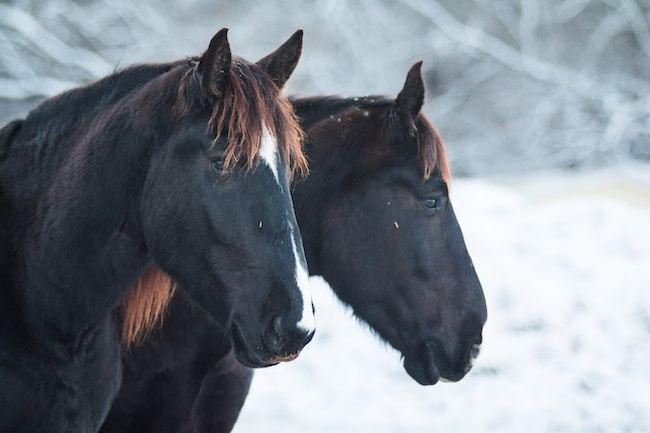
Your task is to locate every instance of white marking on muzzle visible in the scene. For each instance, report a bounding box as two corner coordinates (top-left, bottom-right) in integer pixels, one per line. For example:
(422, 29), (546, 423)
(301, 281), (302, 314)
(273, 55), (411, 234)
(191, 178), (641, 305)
(469, 343), (481, 366)
(291, 232), (315, 333)
(259, 126), (279, 183)
(259, 125), (314, 333)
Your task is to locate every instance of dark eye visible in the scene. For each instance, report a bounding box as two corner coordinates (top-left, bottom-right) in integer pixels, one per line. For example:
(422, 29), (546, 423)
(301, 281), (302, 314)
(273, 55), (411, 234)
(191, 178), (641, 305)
(212, 158), (225, 172)
(422, 197), (440, 212)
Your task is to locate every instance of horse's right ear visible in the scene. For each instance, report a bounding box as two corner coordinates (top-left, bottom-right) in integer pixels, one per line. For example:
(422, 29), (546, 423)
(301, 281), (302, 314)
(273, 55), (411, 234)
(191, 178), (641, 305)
(256, 29), (303, 89)
(393, 61), (425, 124)
(197, 28), (232, 100)
(0, 119), (22, 159)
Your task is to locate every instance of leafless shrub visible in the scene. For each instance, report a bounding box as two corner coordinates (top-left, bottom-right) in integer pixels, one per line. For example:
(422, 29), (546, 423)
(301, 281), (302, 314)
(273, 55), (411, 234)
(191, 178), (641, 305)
(1, 0), (648, 174)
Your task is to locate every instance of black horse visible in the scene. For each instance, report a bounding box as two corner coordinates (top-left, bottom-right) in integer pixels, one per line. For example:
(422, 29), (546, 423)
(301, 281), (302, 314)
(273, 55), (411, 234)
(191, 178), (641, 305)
(100, 62), (487, 433)
(0, 29), (315, 432)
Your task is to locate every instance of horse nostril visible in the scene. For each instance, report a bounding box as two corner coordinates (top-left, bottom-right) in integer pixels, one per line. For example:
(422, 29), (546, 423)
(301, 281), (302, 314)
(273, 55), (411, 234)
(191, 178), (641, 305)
(272, 315), (283, 335)
(272, 315), (286, 346)
(265, 315), (286, 354)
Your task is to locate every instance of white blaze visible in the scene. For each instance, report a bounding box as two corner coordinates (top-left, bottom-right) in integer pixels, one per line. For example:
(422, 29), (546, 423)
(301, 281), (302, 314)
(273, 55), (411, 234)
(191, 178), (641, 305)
(292, 232), (315, 333)
(259, 124), (314, 333)
(259, 126), (279, 183)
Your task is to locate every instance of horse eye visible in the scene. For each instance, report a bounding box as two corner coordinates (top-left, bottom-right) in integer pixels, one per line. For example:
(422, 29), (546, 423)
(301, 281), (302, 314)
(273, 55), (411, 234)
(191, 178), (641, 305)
(212, 158), (225, 172)
(422, 198), (439, 211)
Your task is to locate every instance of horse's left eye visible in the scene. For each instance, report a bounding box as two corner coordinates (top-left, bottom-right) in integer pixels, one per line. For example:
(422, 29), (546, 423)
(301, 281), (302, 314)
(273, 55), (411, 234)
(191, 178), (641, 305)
(422, 198), (439, 211)
(212, 158), (225, 172)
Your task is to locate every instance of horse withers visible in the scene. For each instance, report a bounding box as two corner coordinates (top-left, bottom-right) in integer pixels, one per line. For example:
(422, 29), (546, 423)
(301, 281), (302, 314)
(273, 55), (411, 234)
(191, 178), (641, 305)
(0, 29), (314, 432)
(101, 61), (487, 433)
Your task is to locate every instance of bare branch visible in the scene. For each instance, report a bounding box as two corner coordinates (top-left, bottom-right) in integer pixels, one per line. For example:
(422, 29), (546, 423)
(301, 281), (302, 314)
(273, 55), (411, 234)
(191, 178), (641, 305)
(398, 0), (600, 94)
(620, 0), (650, 58)
(0, 3), (114, 78)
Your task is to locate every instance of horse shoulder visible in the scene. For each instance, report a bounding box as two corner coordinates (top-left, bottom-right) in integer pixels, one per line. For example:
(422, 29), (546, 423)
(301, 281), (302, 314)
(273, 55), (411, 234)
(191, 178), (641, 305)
(0, 318), (122, 432)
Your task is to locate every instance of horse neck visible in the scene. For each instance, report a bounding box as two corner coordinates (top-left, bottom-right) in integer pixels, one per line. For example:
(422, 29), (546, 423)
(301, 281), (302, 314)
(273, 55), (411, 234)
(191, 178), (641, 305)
(22, 62), (182, 143)
(291, 96), (370, 275)
(3, 62), (181, 221)
(292, 96), (360, 130)
(4, 75), (181, 344)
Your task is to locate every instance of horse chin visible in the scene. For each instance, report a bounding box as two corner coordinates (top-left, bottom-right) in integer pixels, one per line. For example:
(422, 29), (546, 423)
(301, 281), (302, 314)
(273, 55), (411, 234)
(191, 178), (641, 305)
(230, 322), (278, 369)
(404, 340), (480, 385)
(403, 341), (441, 385)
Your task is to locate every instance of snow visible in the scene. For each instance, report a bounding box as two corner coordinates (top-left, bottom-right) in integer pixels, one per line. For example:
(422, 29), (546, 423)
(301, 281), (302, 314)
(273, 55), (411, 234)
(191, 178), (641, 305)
(1, 3), (648, 428)
(232, 162), (650, 433)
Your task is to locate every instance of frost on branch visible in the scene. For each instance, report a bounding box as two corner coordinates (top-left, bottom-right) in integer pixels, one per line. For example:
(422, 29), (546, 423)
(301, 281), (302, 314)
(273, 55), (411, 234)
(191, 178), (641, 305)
(1, 0), (648, 174)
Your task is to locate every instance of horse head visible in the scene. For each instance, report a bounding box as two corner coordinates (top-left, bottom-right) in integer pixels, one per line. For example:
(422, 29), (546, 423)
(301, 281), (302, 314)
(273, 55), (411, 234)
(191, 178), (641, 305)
(137, 29), (314, 367)
(293, 62), (487, 384)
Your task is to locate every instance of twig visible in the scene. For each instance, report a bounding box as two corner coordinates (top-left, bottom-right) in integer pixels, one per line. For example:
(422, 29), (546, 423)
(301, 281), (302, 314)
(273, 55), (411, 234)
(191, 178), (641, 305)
(0, 3), (113, 79)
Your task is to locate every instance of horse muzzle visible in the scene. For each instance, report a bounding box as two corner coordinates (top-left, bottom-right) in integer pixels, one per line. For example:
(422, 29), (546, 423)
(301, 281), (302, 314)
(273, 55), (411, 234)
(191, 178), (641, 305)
(231, 315), (314, 368)
(262, 315), (314, 362)
(403, 339), (482, 385)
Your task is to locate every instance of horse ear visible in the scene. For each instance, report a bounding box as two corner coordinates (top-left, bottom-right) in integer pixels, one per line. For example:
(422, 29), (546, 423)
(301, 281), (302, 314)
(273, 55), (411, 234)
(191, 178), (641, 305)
(256, 29), (303, 89)
(197, 28), (232, 99)
(394, 61), (425, 122)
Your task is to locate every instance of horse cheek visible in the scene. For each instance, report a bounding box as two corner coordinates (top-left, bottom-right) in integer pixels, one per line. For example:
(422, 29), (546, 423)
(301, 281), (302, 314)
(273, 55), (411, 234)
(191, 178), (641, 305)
(140, 153), (193, 262)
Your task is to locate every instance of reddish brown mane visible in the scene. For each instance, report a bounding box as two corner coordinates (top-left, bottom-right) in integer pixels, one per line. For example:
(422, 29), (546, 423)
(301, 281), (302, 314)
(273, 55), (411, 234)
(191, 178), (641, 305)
(416, 114), (451, 183)
(208, 58), (307, 179)
(119, 265), (176, 347)
(340, 96), (450, 183)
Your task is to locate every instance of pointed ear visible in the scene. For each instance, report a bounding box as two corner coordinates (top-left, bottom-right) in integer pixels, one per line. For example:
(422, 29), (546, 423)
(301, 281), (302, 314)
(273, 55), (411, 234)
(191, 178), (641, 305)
(256, 29), (303, 89)
(197, 28), (231, 100)
(394, 61), (425, 122)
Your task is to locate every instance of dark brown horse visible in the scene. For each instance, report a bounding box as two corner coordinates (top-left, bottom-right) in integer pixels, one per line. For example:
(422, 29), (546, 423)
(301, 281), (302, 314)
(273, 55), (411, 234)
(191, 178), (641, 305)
(100, 62), (487, 432)
(0, 29), (315, 432)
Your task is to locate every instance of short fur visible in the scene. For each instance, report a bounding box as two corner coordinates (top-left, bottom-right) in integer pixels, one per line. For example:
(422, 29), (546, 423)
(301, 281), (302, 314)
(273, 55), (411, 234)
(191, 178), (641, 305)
(119, 44), (307, 348)
(0, 29), (313, 432)
(101, 62), (487, 433)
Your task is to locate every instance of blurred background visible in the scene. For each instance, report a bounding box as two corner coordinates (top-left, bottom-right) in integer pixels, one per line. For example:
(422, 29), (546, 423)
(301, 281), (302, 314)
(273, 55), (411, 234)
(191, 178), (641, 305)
(2, 0), (649, 175)
(1, 1), (649, 432)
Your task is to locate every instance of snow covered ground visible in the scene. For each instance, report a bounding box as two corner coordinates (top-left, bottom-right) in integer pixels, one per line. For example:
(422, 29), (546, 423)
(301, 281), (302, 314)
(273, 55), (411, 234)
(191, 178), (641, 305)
(232, 163), (650, 433)
(1, 3), (648, 431)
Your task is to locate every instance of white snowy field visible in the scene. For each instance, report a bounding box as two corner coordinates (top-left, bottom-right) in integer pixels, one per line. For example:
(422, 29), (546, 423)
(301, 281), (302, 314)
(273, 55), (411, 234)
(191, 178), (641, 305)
(232, 163), (650, 433)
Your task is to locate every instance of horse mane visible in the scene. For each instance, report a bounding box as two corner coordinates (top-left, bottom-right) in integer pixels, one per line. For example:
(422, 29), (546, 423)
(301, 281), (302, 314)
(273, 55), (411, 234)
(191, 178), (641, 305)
(119, 265), (176, 347)
(180, 57), (308, 180)
(19, 61), (185, 151)
(120, 57), (308, 348)
(415, 112), (451, 184)
(292, 95), (451, 183)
